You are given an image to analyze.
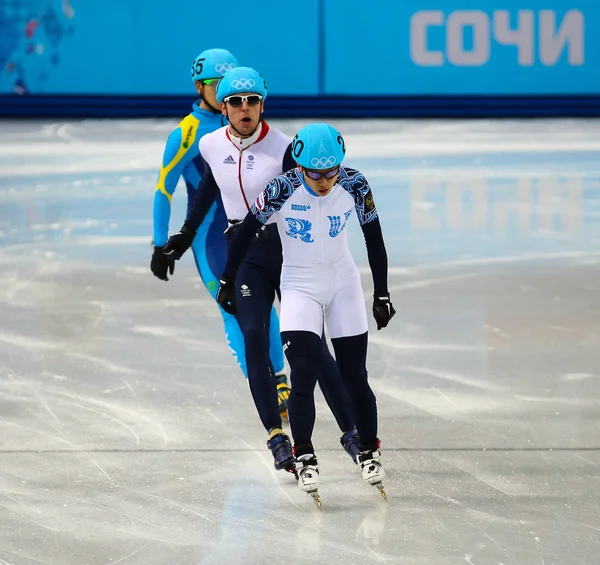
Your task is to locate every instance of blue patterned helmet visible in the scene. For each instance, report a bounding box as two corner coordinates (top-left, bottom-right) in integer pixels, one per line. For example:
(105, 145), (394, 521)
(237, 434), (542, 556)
(291, 123), (346, 170)
(216, 67), (267, 103)
(191, 48), (238, 82)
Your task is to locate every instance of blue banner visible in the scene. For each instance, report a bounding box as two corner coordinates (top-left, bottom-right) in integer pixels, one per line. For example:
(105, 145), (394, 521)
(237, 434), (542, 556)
(0, 0), (597, 97)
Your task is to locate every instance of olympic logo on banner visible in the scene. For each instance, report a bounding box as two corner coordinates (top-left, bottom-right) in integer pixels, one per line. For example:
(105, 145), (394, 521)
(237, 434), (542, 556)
(310, 156), (336, 169)
(215, 63), (236, 75)
(231, 79), (256, 90)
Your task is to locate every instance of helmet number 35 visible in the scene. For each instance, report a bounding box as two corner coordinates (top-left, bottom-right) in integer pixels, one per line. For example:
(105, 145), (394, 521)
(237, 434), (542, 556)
(192, 58), (206, 77)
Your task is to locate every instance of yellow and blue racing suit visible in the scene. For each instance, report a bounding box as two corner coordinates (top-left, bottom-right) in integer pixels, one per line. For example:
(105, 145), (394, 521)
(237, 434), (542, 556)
(153, 102), (285, 377)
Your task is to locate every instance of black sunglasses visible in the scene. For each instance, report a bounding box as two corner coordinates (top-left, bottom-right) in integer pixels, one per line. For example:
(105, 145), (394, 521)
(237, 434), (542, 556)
(224, 94), (263, 107)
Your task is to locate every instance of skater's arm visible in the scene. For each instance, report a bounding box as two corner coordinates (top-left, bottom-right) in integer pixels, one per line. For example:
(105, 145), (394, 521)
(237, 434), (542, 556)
(341, 168), (389, 295)
(162, 161), (219, 260)
(221, 212), (264, 280)
(153, 121), (196, 246)
(361, 218), (389, 296)
(222, 175), (288, 279)
(182, 162), (219, 234)
(357, 186), (395, 329)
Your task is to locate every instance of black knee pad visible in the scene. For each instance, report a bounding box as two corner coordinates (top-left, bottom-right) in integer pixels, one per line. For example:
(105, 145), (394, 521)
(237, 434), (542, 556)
(281, 331), (322, 361)
(281, 331), (322, 395)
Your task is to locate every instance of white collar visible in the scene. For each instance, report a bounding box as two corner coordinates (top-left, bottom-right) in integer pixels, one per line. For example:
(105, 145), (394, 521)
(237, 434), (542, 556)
(227, 122), (263, 151)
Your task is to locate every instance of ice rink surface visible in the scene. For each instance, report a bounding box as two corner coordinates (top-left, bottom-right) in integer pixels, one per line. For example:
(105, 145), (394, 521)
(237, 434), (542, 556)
(0, 117), (599, 565)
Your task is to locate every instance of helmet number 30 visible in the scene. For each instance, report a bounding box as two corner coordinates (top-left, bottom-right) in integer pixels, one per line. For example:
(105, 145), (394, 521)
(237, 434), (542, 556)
(192, 58), (206, 77)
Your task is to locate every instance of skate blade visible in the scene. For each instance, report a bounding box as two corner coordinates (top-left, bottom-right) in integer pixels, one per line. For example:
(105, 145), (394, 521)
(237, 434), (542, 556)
(375, 483), (387, 501)
(309, 491), (323, 509)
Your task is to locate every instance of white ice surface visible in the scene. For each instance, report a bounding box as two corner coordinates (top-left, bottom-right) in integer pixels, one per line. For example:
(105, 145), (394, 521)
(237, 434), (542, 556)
(0, 118), (599, 564)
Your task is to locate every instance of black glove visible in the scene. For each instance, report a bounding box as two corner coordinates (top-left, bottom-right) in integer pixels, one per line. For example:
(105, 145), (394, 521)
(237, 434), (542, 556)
(163, 224), (196, 260)
(151, 246), (175, 281)
(372, 293), (396, 330)
(216, 276), (237, 315)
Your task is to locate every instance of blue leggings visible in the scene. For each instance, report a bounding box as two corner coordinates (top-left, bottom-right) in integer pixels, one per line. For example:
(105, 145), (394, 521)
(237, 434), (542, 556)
(191, 200), (285, 377)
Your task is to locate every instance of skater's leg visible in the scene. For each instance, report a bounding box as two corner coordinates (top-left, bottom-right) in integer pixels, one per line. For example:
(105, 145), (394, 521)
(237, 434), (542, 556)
(268, 307), (285, 374)
(221, 314), (248, 377)
(316, 334), (355, 433)
(191, 199), (249, 377)
(263, 231), (289, 416)
(325, 273), (375, 447)
(281, 330), (321, 446)
(332, 332), (386, 490)
(269, 307), (290, 419)
(194, 243), (248, 375)
(279, 284), (325, 448)
(327, 273), (386, 493)
(282, 328), (323, 504)
(234, 259), (281, 433)
(331, 332), (378, 447)
(315, 333), (360, 461)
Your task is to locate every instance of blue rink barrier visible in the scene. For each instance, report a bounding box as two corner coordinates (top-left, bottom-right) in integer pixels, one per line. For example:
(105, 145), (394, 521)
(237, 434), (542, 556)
(1, 94), (600, 119)
(1, 2), (598, 117)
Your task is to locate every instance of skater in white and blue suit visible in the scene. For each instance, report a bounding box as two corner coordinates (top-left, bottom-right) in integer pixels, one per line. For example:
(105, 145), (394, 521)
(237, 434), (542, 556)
(216, 123), (396, 504)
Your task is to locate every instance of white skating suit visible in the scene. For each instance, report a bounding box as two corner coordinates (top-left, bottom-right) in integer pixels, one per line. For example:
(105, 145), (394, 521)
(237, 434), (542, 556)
(195, 121), (291, 226)
(250, 167), (378, 339)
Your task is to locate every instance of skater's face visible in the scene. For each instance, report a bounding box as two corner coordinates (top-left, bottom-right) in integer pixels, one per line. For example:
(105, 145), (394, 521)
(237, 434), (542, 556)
(300, 166), (340, 196)
(195, 79), (220, 112)
(221, 92), (264, 138)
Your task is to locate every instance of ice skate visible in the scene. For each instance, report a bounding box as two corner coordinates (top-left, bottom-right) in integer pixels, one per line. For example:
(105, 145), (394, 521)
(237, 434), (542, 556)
(340, 428), (360, 463)
(267, 432), (295, 473)
(357, 448), (387, 501)
(295, 453), (322, 508)
(276, 374), (291, 421)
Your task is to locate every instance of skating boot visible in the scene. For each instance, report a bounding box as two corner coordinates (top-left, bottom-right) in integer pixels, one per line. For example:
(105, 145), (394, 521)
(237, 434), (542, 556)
(340, 428), (360, 463)
(276, 373), (291, 421)
(357, 447), (387, 500)
(295, 453), (322, 508)
(267, 432), (295, 473)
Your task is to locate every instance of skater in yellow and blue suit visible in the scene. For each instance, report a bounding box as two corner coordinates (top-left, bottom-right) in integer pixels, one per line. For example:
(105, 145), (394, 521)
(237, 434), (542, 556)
(151, 48), (290, 414)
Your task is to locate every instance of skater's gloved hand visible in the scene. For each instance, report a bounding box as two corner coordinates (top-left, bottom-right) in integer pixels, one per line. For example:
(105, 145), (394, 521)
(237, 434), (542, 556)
(162, 224), (196, 260)
(372, 293), (396, 330)
(151, 246), (175, 281)
(217, 276), (237, 315)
